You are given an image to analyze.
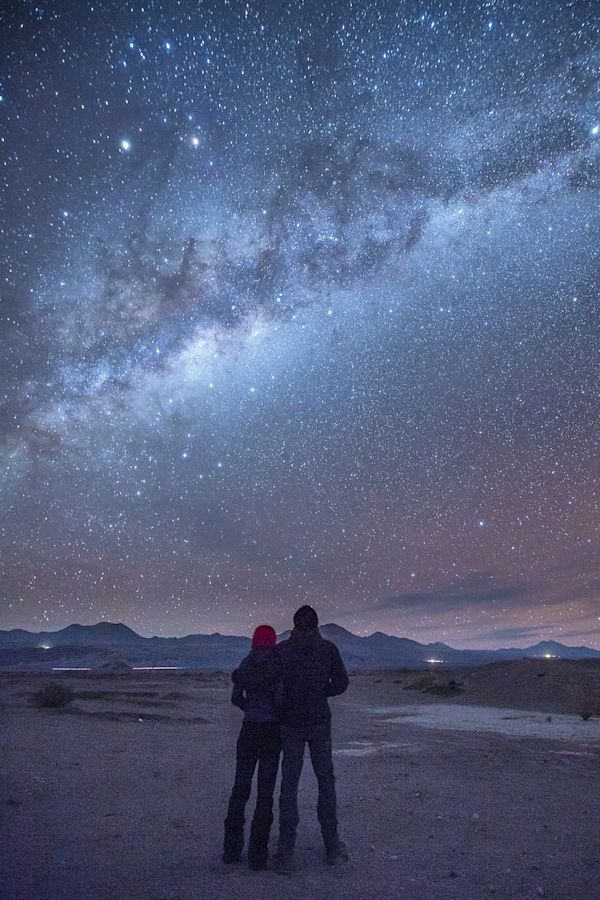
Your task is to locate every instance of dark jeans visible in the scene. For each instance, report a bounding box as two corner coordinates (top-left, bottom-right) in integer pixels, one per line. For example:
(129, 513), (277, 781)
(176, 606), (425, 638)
(278, 721), (338, 853)
(224, 721), (281, 865)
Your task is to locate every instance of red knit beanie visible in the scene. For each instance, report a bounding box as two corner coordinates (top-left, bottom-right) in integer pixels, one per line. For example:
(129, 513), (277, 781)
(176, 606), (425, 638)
(252, 625), (277, 648)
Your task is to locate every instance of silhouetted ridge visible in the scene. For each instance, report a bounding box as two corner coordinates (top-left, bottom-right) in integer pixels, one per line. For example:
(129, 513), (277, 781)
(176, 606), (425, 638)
(0, 622), (599, 672)
(58, 622), (141, 642)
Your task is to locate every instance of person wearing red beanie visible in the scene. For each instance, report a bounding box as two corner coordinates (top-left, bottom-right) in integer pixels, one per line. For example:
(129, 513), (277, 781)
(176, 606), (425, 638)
(223, 624), (282, 871)
(251, 624), (277, 648)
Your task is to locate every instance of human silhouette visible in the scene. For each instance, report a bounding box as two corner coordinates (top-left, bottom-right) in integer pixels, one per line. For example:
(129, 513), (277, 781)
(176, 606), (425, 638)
(274, 605), (349, 871)
(223, 625), (282, 870)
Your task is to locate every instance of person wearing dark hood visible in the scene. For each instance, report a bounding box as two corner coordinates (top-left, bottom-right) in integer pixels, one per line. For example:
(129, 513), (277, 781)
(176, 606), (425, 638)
(223, 624), (282, 871)
(274, 605), (349, 872)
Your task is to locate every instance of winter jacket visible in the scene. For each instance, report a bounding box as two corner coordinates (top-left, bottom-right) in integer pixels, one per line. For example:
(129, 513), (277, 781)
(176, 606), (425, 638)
(277, 627), (349, 726)
(231, 647), (283, 723)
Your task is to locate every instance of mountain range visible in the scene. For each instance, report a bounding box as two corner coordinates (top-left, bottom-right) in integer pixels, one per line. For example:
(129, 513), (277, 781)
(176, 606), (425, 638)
(0, 621), (598, 672)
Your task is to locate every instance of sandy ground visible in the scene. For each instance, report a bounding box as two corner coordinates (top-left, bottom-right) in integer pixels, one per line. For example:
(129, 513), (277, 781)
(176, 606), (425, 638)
(367, 705), (600, 742)
(2, 669), (600, 900)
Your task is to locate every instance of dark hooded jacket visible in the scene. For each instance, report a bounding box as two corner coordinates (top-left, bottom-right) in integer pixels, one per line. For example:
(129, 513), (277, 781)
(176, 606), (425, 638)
(277, 627), (349, 726)
(231, 646), (283, 723)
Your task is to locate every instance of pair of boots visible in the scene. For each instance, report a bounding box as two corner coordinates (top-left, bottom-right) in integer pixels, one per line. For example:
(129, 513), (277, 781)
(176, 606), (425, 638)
(222, 821), (270, 870)
(273, 830), (349, 872)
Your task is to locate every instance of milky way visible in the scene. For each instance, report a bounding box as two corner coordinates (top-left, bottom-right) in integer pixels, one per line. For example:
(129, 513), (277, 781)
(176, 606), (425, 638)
(1, 0), (598, 646)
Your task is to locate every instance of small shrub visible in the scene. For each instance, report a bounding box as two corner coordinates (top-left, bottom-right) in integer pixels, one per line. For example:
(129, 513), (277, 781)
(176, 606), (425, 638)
(580, 710), (592, 721)
(31, 682), (74, 709)
(423, 680), (465, 696)
(404, 676), (435, 691)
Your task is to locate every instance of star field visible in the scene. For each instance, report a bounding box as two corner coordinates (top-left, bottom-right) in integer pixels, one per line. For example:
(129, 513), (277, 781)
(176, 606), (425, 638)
(1, 0), (598, 647)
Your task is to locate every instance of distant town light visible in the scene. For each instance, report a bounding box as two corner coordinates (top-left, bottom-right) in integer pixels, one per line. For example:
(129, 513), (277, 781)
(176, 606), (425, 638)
(52, 667), (90, 671)
(51, 666), (184, 672)
(425, 658), (444, 664)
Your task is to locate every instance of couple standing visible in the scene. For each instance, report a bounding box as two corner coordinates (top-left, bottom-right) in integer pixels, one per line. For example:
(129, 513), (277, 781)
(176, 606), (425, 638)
(223, 605), (349, 872)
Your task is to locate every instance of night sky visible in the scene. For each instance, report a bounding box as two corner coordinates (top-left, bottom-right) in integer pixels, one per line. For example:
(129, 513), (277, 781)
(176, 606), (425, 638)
(1, 1), (598, 647)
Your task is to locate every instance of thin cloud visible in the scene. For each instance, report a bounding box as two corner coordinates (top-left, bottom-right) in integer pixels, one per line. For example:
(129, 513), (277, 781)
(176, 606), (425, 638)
(376, 573), (532, 614)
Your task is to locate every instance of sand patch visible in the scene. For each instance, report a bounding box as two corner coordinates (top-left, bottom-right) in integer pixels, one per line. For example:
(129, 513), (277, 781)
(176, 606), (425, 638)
(368, 703), (600, 743)
(334, 740), (413, 757)
(60, 707), (210, 724)
(4, 671), (600, 900)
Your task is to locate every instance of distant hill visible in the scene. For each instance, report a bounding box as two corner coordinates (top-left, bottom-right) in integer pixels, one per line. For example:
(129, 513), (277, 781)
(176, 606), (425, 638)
(0, 621), (598, 671)
(316, 626), (600, 667)
(0, 621), (142, 646)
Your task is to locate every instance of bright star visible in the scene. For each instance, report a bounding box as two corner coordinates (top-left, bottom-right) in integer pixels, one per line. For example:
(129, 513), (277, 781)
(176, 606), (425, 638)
(120, 139), (131, 152)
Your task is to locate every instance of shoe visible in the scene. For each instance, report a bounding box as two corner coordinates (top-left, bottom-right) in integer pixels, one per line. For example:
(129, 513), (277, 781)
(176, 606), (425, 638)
(273, 851), (294, 874)
(326, 839), (349, 865)
(222, 829), (243, 864)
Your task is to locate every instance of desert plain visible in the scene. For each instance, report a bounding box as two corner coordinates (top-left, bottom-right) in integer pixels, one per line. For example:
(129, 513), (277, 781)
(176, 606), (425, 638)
(2, 659), (600, 900)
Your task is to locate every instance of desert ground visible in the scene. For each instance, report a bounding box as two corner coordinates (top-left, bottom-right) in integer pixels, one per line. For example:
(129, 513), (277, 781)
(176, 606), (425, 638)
(2, 660), (600, 900)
